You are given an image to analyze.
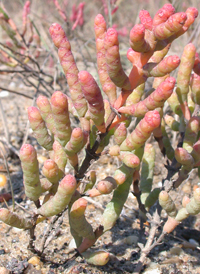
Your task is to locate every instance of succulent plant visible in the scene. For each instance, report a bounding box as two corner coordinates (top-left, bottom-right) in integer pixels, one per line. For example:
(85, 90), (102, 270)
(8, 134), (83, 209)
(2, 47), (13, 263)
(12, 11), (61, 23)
(0, 3), (200, 272)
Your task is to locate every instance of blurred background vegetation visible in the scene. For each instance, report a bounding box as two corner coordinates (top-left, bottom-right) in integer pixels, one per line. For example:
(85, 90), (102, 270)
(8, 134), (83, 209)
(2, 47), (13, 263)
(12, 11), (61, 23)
(0, 0), (199, 152)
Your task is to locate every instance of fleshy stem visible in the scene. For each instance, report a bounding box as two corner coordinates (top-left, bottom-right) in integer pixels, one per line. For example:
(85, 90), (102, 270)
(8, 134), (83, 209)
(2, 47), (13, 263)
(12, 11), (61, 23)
(76, 109), (117, 180)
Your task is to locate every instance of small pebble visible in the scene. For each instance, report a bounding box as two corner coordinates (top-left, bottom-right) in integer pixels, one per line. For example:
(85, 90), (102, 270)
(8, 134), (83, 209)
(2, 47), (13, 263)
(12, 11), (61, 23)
(12, 228), (22, 233)
(68, 238), (76, 250)
(159, 250), (167, 257)
(19, 83), (25, 89)
(124, 235), (139, 245)
(12, 238), (19, 243)
(193, 185), (199, 192)
(65, 166), (71, 173)
(0, 91), (9, 97)
(0, 249), (5, 255)
(182, 182), (191, 194)
(181, 240), (197, 250)
(189, 238), (199, 247)
(41, 268), (48, 274)
(0, 267), (10, 274)
(0, 174), (7, 187)
(9, 82), (16, 89)
(26, 200), (32, 205)
(28, 256), (42, 267)
(144, 268), (161, 274)
(169, 246), (183, 255)
(143, 262), (161, 274)
(160, 256), (182, 264)
(37, 155), (48, 164)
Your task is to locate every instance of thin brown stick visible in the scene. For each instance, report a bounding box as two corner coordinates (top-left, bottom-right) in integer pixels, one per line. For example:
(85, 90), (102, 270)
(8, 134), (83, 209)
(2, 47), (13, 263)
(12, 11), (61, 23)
(134, 210), (164, 273)
(39, 210), (67, 255)
(0, 86), (33, 99)
(0, 137), (19, 157)
(28, 214), (39, 254)
(0, 42), (54, 80)
(44, 213), (64, 248)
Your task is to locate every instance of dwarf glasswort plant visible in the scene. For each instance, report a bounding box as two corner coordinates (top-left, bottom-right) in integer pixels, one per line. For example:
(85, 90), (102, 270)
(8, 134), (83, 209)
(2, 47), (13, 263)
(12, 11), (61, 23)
(0, 2), (55, 97)
(1, 3), (200, 273)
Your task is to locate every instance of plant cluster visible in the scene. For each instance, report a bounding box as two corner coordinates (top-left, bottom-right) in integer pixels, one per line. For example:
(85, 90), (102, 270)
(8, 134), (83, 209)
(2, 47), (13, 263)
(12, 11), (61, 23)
(0, 1), (55, 97)
(0, 2), (200, 273)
